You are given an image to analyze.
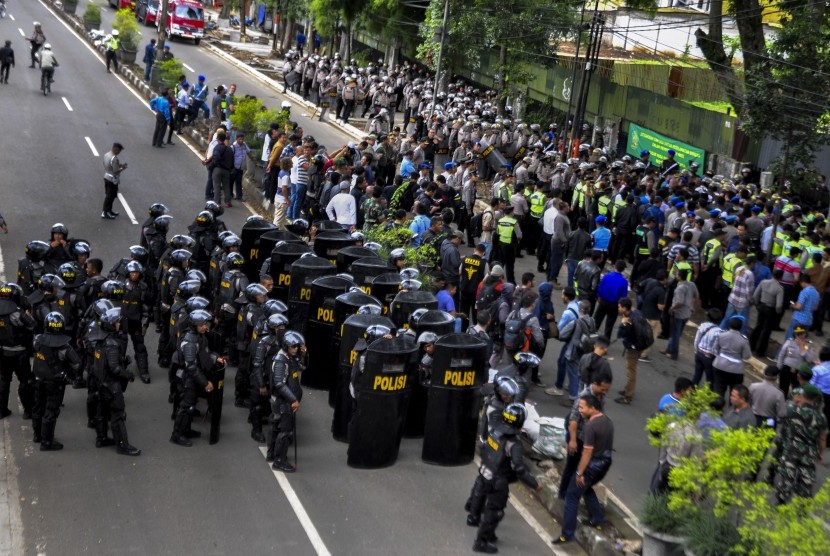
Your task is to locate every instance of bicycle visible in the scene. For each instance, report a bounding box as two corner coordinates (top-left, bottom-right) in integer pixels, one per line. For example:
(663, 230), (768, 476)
(41, 68), (53, 96)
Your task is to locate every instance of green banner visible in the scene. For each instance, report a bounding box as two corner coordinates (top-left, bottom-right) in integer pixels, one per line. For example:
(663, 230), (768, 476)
(626, 123), (705, 171)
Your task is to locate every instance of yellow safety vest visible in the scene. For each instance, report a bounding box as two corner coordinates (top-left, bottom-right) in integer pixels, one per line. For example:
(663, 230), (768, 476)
(805, 243), (823, 269)
(597, 196), (611, 216)
(612, 196), (626, 222)
(672, 260), (692, 280)
(529, 192), (545, 219)
(573, 183), (585, 211)
(772, 231), (788, 256)
(721, 254), (742, 287)
(108, 37), (119, 51)
(497, 216), (517, 244)
(703, 238), (721, 267)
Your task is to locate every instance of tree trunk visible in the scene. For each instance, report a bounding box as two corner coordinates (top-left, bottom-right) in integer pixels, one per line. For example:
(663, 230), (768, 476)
(240, 0), (246, 39)
(498, 44), (507, 112)
(282, 17), (294, 52)
(219, 2), (231, 20)
(694, 0), (745, 116)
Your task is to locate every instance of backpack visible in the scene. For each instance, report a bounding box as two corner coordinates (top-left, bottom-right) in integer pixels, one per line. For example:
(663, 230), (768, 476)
(475, 283), (501, 316)
(631, 312), (654, 350)
(503, 309), (533, 353)
(468, 211), (484, 239)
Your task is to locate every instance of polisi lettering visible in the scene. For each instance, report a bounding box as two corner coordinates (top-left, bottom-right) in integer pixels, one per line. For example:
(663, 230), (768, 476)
(487, 436), (499, 451)
(349, 350), (358, 365)
(249, 248), (259, 260)
(373, 375), (407, 391)
(443, 370), (475, 387)
(359, 285), (371, 295)
(300, 287), (311, 301)
(317, 307), (335, 323)
(278, 273), (291, 286)
(36, 352), (46, 361)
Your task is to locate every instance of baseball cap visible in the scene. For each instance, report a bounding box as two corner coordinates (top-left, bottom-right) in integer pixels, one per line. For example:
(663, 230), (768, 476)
(490, 265), (505, 277)
(709, 209), (721, 216)
(595, 215), (607, 223)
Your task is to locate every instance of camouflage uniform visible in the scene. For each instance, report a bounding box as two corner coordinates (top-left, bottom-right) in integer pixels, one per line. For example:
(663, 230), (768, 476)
(771, 399), (828, 503)
(362, 197), (384, 231)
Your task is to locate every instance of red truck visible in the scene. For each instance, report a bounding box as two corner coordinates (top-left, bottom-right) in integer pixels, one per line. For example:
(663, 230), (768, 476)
(108, 0), (136, 10)
(162, 0), (205, 45)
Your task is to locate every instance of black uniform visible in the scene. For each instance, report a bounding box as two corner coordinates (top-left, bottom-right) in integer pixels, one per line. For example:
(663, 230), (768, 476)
(0, 299), (35, 418)
(235, 299), (263, 406)
(93, 333), (139, 453)
(31, 331), (81, 449)
(171, 327), (218, 444)
(122, 278), (151, 381)
(157, 266), (185, 366)
(249, 331), (282, 443)
(17, 255), (47, 295)
(216, 268), (248, 365)
(82, 321), (108, 429)
(268, 350), (303, 470)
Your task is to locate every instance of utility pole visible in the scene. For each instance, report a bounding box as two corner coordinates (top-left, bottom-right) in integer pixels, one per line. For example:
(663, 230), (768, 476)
(149, 0), (170, 88)
(563, 5), (588, 155)
(567, 0), (603, 158)
(428, 0), (449, 121)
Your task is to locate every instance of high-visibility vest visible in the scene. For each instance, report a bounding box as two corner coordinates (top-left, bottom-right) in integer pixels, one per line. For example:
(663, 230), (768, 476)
(597, 196), (611, 216)
(497, 217), (517, 244)
(108, 37), (119, 51)
(612, 195), (626, 222)
(635, 225), (650, 255)
(805, 243), (823, 269)
(721, 254), (742, 287)
(573, 183), (585, 211)
(772, 231), (788, 256)
(703, 238), (721, 267)
(529, 192), (545, 219)
(672, 260), (692, 280)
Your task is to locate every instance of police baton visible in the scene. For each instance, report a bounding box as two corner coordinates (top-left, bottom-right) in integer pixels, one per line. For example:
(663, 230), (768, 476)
(293, 416), (298, 470)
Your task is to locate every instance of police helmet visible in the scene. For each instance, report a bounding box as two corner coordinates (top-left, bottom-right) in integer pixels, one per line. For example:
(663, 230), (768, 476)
(286, 219), (309, 236)
(185, 269), (207, 286)
(218, 230), (235, 242)
(267, 313), (289, 331)
(176, 279), (202, 299)
(92, 299), (115, 317)
(281, 100), (292, 110)
(189, 309), (213, 327)
(38, 274), (65, 293)
(129, 245), (149, 264)
(42, 43), (51, 50)
(57, 263), (77, 285)
(282, 330), (305, 350)
(195, 211), (214, 227)
(50, 222), (68, 238)
(356, 304), (381, 315)
(494, 376), (520, 399)
(170, 234), (195, 250)
(222, 235), (242, 250)
(264, 299), (288, 316)
(502, 402), (527, 429)
(170, 249), (192, 267)
(0, 283), (24, 305)
(98, 307), (122, 332)
(101, 280), (124, 299)
(409, 308), (429, 326)
(185, 296), (211, 312)
(44, 311), (66, 333)
(399, 267), (419, 280)
(25, 240), (50, 261)
(364, 324), (391, 342)
(154, 215), (173, 233)
(514, 351), (541, 369)
(350, 231), (365, 242)
(245, 283), (268, 302)
(226, 252), (245, 268)
(126, 261), (144, 276)
(148, 203), (168, 217)
(401, 279), (422, 291)
(72, 241), (91, 258)
(417, 331), (438, 345)
(246, 215), (265, 223)
(204, 201), (224, 217)
(389, 248), (406, 263)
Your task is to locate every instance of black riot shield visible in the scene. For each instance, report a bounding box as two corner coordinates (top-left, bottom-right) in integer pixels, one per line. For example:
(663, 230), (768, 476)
(259, 230), (304, 260)
(371, 273), (402, 315)
(336, 246), (377, 273)
(303, 274), (357, 389)
(331, 313), (393, 442)
(347, 335), (418, 469)
(421, 333), (488, 465)
(389, 290), (438, 330)
(268, 241), (312, 302)
(348, 257), (392, 293)
(313, 231), (358, 265)
(287, 255), (336, 332)
(240, 218), (277, 283)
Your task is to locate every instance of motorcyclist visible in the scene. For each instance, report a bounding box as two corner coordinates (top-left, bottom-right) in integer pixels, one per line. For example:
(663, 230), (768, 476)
(38, 43), (58, 87)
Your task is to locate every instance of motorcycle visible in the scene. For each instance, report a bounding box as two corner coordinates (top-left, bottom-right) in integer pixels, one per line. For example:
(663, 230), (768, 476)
(0, 0), (7, 19)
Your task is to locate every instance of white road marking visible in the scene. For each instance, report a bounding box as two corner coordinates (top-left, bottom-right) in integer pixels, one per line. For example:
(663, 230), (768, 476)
(9, 14), (15, 21)
(17, 27), (24, 37)
(508, 493), (567, 554)
(0, 243), (5, 281)
(182, 62), (194, 72)
(84, 136), (99, 157)
(258, 447), (331, 556)
(61, 97), (73, 111)
(117, 193), (139, 225)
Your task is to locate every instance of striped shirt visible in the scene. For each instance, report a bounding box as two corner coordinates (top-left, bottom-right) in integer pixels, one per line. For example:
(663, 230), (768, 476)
(727, 268), (755, 308)
(694, 322), (721, 357)
(667, 242), (700, 265)
(773, 255), (800, 286)
(296, 154), (309, 186)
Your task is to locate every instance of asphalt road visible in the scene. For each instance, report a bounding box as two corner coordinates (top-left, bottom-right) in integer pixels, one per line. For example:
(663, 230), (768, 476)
(0, 2), (555, 555)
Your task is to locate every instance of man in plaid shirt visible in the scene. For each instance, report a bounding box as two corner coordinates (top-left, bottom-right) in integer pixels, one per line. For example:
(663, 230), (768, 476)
(720, 262), (754, 335)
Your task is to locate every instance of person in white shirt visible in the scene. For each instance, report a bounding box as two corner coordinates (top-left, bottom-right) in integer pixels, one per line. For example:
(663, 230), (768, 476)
(273, 157), (292, 229)
(326, 181), (357, 229)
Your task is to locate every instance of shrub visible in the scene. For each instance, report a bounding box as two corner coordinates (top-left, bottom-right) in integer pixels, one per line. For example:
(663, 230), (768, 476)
(158, 58), (184, 90)
(83, 1), (101, 23)
(113, 8), (140, 48)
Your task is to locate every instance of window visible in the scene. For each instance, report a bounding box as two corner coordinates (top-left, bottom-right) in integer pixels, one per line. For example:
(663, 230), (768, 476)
(174, 5), (203, 20)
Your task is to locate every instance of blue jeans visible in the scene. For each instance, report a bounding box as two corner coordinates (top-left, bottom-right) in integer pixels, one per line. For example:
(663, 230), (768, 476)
(144, 62), (152, 81)
(566, 259), (578, 289)
(290, 182), (306, 220)
(193, 99), (209, 119)
(548, 242), (565, 282)
(667, 317), (687, 360)
(720, 303), (750, 335)
(565, 358), (580, 399)
(562, 466), (606, 539)
(555, 344), (567, 389)
(785, 318), (811, 341)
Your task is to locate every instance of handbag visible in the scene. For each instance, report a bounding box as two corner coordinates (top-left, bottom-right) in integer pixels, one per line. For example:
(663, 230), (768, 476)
(548, 320), (559, 339)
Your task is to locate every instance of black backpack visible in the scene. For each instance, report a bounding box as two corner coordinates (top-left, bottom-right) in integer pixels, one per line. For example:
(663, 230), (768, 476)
(475, 283), (501, 316)
(468, 211), (484, 239)
(503, 309), (532, 353)
(631, 312), (654, 350)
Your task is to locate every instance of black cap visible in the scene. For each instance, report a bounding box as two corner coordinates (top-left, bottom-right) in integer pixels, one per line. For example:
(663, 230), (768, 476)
(113, 142), (124, 150)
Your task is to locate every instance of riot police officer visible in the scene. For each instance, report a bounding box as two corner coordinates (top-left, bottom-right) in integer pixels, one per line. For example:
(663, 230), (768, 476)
(208, 232), (241, 300)
(29, 274), (66, 334)
(268, 330), (306, 472)
(122, 261), (151, 383)
(467, 403), (541, 553)
(108, 245), (150, 281)
(216, 252), (248, 366)
(81, 299), (113, 430)
(0, 283), (35, 419)
(170, 309), (221, 447)
(249, 313), (288, 444)
(158, 248), (191, 367)
(93, 307), (141, 456)
(492, 351), (539, 405)
(235, 283), (268, 408)
(32, 312), (81, 451)
(45, 223), (72, 273)
(166, 295), (211, 416)
(188, 210), (218, 274)
(17, 240), (50, 294)
(139, 202), (168, 248)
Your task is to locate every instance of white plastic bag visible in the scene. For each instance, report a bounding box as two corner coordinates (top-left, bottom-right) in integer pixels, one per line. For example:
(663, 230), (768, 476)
(532, 416), (566, 460)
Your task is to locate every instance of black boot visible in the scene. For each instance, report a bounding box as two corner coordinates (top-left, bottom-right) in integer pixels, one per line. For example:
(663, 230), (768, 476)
(472, 540), (498, 553)
(0, 379), (11, 418)
(32, 417), (42, 443)
(114, 422), (141, 456)
(271, 433), (295, 472)
(266, 429), (278, 462)
(19, 380), (34, 419)
(170, 410), (193, 447)
(95, 418), (115, 448)
(40, 422), (63, 451)
(137, 351), (150, 384)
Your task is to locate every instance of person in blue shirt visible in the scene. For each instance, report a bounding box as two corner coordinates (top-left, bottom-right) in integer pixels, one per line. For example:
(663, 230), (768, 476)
(400, 151), (416, 179)
(143, 38), (156, 82)
(593, 259), (629, 339)
(750, 253), (771, 290)
(150, 90), (171, 148)
(658, 377), (693, 415)
(191, 74), (210, 122)
(435, 281), (459, 316)
(296, 30), (306, 57)
(408, 203), (431, 247)
(643, 197), (665, 229)
(591, 215), (611, 269)
(786, 273), (821, 340)
(545, 287), (582, 400)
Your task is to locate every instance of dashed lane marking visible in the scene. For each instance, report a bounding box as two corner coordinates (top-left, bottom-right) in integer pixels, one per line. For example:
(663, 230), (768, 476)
(117, 193), (139, 225)
(84, 136), (98, 157)
(61, 96), (72, 111)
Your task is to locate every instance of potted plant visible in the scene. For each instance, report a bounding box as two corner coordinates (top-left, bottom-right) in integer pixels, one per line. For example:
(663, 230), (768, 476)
(113, 8), (140, 64)
(640, 493), (685, 556)
(83, 1), (102, 31)
(63, 0), (79, 15)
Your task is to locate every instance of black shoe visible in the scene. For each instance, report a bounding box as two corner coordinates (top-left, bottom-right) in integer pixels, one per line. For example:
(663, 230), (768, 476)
(139, 374), (151, 384)
(87, 418), (96, 429)
(579, 517), (603, 529)
(0, 409), (11, 419)
(272, 459), (296, 473)
(266, 452), (275, 462)
(101, 212), (115, 220)
(117, 443), (141, 456)
(183, 429), (201, 439)
(72, 377), (87, 389)
(40, 440), (64, 451)
(95, 437), (116, 448)
(170, 435), (193, 447)
(466, 515), (480, 527)
(33, 433), (42, 443)
(251, 431), (266, 443)
(484, 533), (498, 543)
(537, 266), (545, 273)
(166, 141), (174, 145)
(552, 536), (572, 545)
(234, 398), (251, 408)
(109, 210), (120, 217)
(472, 540), (498, 553)
(158, 358), (170, 368)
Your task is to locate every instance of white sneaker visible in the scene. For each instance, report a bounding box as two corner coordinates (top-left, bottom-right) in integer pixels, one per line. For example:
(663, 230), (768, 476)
(544, 387), (564, 396)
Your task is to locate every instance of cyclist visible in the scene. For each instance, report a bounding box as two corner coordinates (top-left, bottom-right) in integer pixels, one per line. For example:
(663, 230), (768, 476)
(38, 43), (58, 92)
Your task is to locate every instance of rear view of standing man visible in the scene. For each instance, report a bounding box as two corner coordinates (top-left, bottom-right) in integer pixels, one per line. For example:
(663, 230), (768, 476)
(29, 22), (45, 68)
(0, 40), (14, 84)
(102, 143), (126, 219)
